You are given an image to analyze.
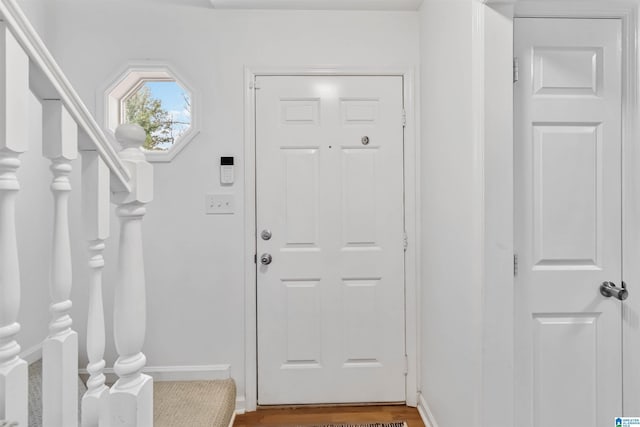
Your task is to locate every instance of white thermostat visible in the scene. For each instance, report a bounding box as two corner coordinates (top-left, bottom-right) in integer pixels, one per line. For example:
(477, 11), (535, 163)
(220, 156), (234, 185)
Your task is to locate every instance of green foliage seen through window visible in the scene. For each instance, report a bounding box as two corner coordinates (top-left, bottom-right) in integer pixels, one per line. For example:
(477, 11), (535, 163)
(124, 81), (191, 151)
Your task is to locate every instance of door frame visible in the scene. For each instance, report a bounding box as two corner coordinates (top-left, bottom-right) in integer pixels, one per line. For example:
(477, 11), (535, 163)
(484, 0), (640, 422)
(242, 67), (420, 412)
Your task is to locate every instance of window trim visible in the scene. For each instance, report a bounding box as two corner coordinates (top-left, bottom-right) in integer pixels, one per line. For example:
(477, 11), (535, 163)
(99, 62), (200, 162)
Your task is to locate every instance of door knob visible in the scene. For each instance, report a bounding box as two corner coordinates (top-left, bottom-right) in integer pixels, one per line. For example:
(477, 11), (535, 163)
(600, 281), (628, 301)
(261, 229), (272, 240)
(260, 253), (272, 265)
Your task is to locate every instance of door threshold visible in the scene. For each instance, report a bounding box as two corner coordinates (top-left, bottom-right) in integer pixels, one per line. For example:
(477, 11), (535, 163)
(257, 402), (406, 410)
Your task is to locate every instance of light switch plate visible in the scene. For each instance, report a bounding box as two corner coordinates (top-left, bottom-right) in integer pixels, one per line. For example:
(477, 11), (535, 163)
(205, 194), (234, 214)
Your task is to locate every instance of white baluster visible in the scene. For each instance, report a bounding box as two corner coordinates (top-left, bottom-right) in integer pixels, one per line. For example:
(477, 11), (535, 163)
(81, 151), (110, 427)
(42, 100), (78, 427)
(0, 22), (30, 427)
(110, 124), (153, 427)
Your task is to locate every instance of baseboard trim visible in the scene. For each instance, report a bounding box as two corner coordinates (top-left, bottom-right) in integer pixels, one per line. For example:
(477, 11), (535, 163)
(417, 393), (439, 427)
(20, 343), (42, 364)
(235, 395), (246, 414)
(78, 364), (231, 383)
(144, 364), (231, 381)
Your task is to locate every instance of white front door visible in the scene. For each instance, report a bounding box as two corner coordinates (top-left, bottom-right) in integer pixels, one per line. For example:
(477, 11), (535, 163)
(514, 18), (623, 427)
(255, 75), (406, 405)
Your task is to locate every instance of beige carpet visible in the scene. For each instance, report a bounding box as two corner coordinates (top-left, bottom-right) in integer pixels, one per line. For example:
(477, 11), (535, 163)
(154, 379), (236, 427)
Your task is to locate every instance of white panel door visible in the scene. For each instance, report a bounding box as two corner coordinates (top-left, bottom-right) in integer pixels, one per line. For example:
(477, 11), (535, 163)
(515, 19), (623, 427)
(256, 75), (405, 405)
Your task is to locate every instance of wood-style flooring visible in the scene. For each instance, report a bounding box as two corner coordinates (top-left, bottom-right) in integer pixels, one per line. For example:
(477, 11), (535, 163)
(234, 405), (425, 427)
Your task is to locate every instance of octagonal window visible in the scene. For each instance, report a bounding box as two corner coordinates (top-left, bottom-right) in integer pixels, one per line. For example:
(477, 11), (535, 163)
(103, 66), (199, 162)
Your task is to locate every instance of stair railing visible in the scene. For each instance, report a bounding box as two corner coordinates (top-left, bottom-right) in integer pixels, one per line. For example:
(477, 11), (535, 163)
(0, 0), (154, 425)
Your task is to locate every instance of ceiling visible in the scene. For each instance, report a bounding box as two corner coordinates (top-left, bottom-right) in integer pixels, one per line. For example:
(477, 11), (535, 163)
(209, 0), (424, 10)
(71, 0), (424, 10)
(80, 0), (213, 7)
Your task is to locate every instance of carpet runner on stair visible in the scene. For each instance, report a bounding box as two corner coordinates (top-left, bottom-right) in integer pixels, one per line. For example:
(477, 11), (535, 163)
(24, 359), (236, 427)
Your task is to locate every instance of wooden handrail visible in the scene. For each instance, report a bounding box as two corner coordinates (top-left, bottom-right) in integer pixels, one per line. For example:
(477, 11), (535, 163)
(0, 0), (132, 192)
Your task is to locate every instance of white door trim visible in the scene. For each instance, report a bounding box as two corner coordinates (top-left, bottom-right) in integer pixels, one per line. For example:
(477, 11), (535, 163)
(482, 0), (640, 422)
(243, 66), (420, 411)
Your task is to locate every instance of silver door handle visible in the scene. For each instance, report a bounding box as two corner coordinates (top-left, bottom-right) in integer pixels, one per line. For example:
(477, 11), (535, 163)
(260, 253), (272, 265)
(600, 281), (628, 301)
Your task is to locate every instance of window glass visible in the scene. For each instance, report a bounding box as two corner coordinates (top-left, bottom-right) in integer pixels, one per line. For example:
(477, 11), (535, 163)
(123, 80), (191, 151)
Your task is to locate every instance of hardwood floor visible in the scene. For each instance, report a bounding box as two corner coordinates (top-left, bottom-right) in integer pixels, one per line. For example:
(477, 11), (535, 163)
(234, 405), (425, 427)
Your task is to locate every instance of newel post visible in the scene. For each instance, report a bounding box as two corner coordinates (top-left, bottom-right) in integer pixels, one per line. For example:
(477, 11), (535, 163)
(0, 22), (29, 426)
(109, 124), (153, 427)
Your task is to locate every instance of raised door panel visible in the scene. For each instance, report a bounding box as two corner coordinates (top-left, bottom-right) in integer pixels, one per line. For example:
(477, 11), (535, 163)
(342, 148), (378, 247)
(283, 148), (319, 247)
(532, 124), (602, 268)
(533, 315), (599, 427)
(283, 280), (322, 367)
(342, 279), (381, 367)
(533, 47), (602, 96)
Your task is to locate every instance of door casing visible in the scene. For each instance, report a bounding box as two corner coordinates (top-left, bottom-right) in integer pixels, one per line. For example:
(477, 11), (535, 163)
(242, 67), (420, 412)
(482, 0), (640, 424)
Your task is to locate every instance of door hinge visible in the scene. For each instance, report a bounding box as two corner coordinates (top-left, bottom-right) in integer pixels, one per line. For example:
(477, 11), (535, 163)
(401, 109), (407, 127)
(254, 254), (257, 264)
(513, 253), (519, 276)
(513, 57), (519, 83)
(404, 355), (409, 376)
(403, 231), (408, 251)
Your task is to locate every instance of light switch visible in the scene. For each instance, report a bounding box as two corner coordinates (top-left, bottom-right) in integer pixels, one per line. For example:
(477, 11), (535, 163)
(205, 194), (234, 214)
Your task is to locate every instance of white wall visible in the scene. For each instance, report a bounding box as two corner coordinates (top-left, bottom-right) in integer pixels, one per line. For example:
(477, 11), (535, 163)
(419, 1), (483, 425)
(481, 4), (514, 427)
(43, 0), (419, 405)
(418, 3), (517, 426)
(16, 0), (49, 42)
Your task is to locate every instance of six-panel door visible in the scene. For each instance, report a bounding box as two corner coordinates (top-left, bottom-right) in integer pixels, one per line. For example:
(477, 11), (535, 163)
(514, 18), (623, 427)
(255, 75), (406, 405)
